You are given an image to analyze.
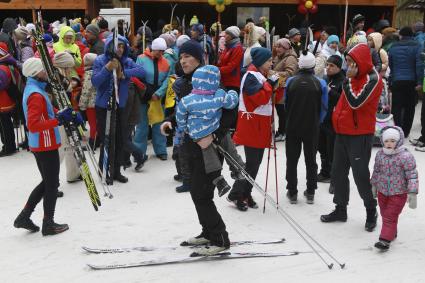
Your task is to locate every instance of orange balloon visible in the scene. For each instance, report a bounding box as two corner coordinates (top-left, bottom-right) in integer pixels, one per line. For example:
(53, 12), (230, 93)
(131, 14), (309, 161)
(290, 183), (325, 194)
(305, 0), (313, 9)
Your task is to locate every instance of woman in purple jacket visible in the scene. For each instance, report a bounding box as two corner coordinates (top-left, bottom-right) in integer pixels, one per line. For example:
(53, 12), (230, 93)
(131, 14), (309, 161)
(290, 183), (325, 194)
(371, 126), (419, 251)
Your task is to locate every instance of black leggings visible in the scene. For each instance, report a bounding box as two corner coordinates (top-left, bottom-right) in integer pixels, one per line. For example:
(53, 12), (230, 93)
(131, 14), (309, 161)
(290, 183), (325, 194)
(25, 150), (60, 220)
(0, 111), (16, 152)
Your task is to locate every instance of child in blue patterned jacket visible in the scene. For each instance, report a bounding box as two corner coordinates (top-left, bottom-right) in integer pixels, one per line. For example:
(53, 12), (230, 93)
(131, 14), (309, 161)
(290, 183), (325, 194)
(176, 65), (240, 196)
(371, 126), (419, 251)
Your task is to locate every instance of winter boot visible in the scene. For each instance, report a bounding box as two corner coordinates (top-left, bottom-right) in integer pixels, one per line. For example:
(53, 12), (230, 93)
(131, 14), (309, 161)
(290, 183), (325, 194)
(192, 232), (230, 256)
(114, 171), (128, 183)
(374, 239), (390, 251)
(180, 232), (210, 246)
(317, 173), (331, 183)
(320, 205), (347, 222)
(213, 176), (231, 197)
(57, 190), (64, 198)
(286, 191), (298, 204)
(365, 208), (378, 232)
(123, 159), (132, 170)
(176, 182), (190, 193)
(134, 154), (148, 172)
(14, 209), (39, 232)
(41, 219), (69, 236)
(246, 195), (258, 209)
(174, 174), (183, 182)
(303, 190), (314, 204)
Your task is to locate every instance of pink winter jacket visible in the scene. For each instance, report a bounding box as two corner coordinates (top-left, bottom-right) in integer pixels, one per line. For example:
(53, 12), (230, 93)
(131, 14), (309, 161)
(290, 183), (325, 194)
(371, 126), (419, 196)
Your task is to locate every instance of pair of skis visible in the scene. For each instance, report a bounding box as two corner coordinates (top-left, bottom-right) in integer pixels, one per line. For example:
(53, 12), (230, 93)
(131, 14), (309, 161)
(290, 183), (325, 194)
(84, 238), (300, 270)
(32, 12), (104, 211)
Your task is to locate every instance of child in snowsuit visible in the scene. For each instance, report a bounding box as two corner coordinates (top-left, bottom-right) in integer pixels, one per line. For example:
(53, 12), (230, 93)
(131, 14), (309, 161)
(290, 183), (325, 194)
(176, 65), (239, 196)
(371, 126), (419, 250)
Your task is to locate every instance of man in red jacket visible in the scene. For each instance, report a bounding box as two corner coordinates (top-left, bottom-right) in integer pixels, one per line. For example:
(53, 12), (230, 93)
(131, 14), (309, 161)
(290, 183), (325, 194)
(320, 43), (383, 232)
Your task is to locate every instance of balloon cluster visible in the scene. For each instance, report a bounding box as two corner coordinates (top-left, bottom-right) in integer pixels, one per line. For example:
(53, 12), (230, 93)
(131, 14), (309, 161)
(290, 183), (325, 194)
(208, 0), (232, 13)
(297, 0), (318, 15)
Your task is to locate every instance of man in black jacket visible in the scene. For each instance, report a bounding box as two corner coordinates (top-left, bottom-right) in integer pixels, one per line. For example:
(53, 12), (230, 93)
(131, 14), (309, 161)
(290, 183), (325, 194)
(317, 55), (345, 193)
(285, 51), (328, 204)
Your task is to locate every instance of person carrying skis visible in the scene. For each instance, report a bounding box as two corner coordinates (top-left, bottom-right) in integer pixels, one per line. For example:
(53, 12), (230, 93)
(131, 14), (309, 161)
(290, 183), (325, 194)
(370, 126), (418, 251)
(190, 23), (215, 65)
(284, 51), (328, 204)
(320, 43), (383, 232)
(92, 34), (145, 184)
(228, 47), (283, 211)
(175, 65), (239, 197)
(13, 58), (83, 236)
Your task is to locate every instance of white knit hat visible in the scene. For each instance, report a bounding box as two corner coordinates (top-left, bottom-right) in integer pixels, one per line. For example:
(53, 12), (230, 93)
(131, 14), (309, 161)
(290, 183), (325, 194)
(225, 26), (240, 38)
(151, 38), (167, 51)
(176, 35), (190, 48)
(382, 128), (400, 142)
(298, 51), (316, 69)
(54, 52), (75, 68)
(22, 58), (44, 77)
(83, 53), (98, 67)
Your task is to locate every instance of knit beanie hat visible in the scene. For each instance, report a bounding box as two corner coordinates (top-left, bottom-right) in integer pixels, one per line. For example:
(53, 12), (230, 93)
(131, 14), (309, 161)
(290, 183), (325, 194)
(26, 23), (36, 34)
(179, 40), (203, 63)
(86, 24), (100, 36)
(251, 47), (272, 68)
(43, 34), (53, 44)
(327, 35), (339, 45)
(276, 38), (291, 49)
(414, 21), (424, 32)
(352, 14), (365, 26)
(191, 23), (204, 36)
(256, 26), (266, 37)
(225, 26), (240, 38)
(159, 33), (176, 48)
(14, 26), (29, 40)
(176, 35), (190, 48)
(298, 51), (316, 69)
(288, 28), (300, 38)
(83, 53), (97, 67)
(190, 15), (199, 27)
(72, 23), (81, 33)
(327, 55), (343, 69)
(399, 26), (414, 37)
(137, 26), (153, 42)
(22, 58), (44, 77)
(151, 38), (167, 51)
(191, 65), (220, 95)
(2, 18), (17, 33)
(382, 127), (400, 142)
(54, 52), (75, 68)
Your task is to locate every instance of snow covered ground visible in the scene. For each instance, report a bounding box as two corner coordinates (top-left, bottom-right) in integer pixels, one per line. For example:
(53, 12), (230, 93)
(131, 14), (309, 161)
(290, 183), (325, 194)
(1, 103), (425, 283)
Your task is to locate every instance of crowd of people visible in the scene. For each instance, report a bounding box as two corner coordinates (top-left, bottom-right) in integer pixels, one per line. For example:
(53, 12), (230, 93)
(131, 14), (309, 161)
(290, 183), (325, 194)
(0, 12), (421, 253)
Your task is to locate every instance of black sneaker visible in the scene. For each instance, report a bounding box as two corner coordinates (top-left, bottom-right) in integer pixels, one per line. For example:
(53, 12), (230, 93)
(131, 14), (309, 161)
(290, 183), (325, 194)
(409, 138), (425, 147)
(157, 154), (168, 161)
(286, 191), (298, 204)
(174, 174), (183, 182)
(135, 155), (148, 172)
(365, 208), (378, 232)
(246, 195), (259, 209)
(303, 190), (314, 204)
(57, 190), (64, 198)
(235, 199), (248, 211)
(42, 219), (69, 236)
(114, 173), (128, 183)
(176, 183), (190, 193)
(14, 210), (40, 232)
(0, 149), (16, 157)
(374, 239), (390, 251)
(320, 205), (347, 222)
(123, 159), (132, 170)
(213, 176), (231, 197)
(317, 173), (331, 183)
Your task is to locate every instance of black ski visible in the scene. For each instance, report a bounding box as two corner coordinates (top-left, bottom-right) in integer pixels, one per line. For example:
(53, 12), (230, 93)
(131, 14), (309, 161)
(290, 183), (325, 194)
(82, 238), (285, 254)
(87, 251), (299, 270)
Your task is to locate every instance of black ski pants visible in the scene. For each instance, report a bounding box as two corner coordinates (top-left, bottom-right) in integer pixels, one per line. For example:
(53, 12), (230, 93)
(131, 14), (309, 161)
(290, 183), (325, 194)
(25, 150), (60, 220)
(183, 139), (228, 246)
(96, 106), (123, 175)
(421, 97), (425, 141)
(275, 104), (286, 135)
(331, 134), (377, 209)
(0, 111), (16, 152)
(318, 124), (335, 178)
(391, 80), (417, 138)
(285, 134), (318, 195)
(119, 108), (144, 163)
(229, 146), (265, 199)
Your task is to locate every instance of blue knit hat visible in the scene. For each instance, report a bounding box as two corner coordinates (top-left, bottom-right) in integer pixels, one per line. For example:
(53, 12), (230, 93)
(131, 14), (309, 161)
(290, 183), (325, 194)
(72, 23), (81, 33)
(191, 65), (220, 95)
(191, 23), (204, 36)
(43, 34), (53, 44)
(251, 47), (272, 68)
(179, 39), (203, 63)
(327, 35), (339, 45)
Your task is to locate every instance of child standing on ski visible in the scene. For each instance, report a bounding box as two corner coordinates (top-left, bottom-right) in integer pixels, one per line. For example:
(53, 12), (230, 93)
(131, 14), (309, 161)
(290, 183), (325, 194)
(371, 126), (419, 251)
(176, 65), (239, 196)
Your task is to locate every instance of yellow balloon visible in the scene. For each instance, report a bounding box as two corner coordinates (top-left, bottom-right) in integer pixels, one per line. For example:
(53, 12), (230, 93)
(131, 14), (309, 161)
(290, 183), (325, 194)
(216, 4), (225, 13)
(305, 0), (313, 9)
(224, 0), (232, 4)
(208, 0), (216, 6)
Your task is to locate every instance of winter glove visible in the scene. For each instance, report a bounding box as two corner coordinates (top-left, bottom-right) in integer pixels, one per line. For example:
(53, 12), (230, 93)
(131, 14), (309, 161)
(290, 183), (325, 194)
(56, 107), (73, 126)
(371, 186), (377, 198)
(408, 193), (417, 209)
(72, 111), (85, 126)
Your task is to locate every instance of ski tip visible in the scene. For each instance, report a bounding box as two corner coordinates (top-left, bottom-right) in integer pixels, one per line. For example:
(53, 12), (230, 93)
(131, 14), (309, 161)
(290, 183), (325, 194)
(180, 241), (189, 247)
(87, 264), (101, 270)
(82, 246), (96, 253)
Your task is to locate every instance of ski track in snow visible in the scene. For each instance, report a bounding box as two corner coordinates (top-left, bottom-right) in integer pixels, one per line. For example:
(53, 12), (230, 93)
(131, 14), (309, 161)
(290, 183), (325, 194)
(1, 103), (425, 282)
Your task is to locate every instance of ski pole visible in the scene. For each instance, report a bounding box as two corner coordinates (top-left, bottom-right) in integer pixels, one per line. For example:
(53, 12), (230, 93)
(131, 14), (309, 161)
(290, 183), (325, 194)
(263, 136), (271, 213)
